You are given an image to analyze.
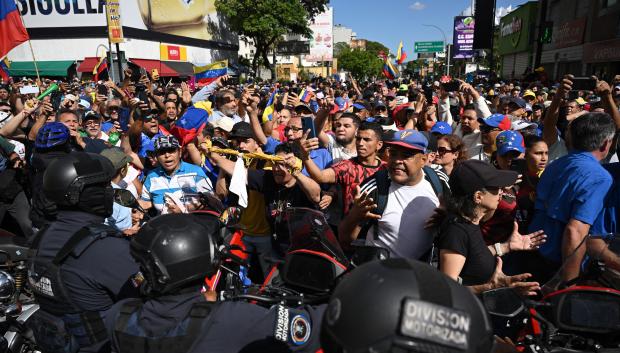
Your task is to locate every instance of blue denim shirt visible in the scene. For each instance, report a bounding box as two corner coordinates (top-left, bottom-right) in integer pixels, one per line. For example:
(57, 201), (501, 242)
(591, 163), (620, 238)
(529, 151), (613, 262)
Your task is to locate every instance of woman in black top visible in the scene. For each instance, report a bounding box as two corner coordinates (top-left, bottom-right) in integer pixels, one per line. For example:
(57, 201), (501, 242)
(437, 160), (546, 294)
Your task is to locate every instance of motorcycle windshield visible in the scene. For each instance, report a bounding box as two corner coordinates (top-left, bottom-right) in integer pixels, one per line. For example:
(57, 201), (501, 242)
(284, 207), (348, 265)
(542, 235), (620, 295)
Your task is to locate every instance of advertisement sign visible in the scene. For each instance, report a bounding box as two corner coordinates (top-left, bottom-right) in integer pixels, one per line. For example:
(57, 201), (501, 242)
(452, 16), (475, 59)
(552, 18), (586, 49)
(414, 41), (444, 53)
(496, 2), (537, 55)
(277, 41), (310, 55)
(105, 0), (123, 43)
(160, 44), (187, 61)
(16, 0), (236, 47)
(305, 7), (333, 62)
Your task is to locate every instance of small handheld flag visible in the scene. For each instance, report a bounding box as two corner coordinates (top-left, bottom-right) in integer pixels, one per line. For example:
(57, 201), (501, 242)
(93, 57), (108, 82)
(194, 60), (228, 85)
(262, 90), (277, 124)
(396, 41), (407, 65)
(383, 58), (399, 80)
(0, 57), (9, 83)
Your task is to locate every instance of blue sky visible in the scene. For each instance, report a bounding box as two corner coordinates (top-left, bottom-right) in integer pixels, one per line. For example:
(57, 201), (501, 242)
(331, 0), (530, 57)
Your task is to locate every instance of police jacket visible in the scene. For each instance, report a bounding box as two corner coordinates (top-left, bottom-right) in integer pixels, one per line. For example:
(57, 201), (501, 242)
(106, 290), (326, 353)
(28, 210), (140, 353)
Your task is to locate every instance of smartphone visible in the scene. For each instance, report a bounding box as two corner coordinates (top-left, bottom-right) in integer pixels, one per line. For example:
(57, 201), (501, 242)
(423, 86), (433, 102)
(510, 158), (527, 174)
(571, 77), (596, 91)
(97, 84), (108, 95)
(301, 116), (317, 139)
(442, 81), (461, 92)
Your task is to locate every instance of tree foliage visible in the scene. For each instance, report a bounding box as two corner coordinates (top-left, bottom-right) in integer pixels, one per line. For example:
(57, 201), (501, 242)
(337, 48), (383, 80)
(333, 42), (350, 57)
(365, 41), (390, 57)
(215, 0), (328, 78)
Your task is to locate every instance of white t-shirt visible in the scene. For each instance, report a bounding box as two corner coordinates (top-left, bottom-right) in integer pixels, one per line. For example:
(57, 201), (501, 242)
(326, 134), (356, 163)
(367, 176), (440, 260)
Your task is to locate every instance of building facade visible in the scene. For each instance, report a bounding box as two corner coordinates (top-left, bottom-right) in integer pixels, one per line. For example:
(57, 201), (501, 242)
(496, 1), (538, 79)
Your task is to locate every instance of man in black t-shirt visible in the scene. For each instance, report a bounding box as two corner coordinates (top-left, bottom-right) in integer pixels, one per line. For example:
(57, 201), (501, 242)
(211, 142), (321, 238)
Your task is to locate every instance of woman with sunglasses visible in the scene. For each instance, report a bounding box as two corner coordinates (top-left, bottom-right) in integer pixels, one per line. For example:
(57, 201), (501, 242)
(437, 160), (545, 294)
(434, 134), (468, 176)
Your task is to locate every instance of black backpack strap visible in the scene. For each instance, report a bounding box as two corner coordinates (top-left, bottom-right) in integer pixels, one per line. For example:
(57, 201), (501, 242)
(357, 169), (391, 241)
(422, 166), (444, 199)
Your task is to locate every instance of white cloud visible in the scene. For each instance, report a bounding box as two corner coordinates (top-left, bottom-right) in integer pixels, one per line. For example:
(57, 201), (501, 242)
(409, 2), (426, 11)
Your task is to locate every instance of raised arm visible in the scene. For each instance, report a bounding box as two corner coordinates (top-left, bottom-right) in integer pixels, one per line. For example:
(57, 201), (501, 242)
(543, 76), (572, 147)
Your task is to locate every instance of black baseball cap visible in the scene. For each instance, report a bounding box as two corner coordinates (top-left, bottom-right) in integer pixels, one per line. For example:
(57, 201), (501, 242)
(449, 160), (517, 196)
(229, 121), (254, 139)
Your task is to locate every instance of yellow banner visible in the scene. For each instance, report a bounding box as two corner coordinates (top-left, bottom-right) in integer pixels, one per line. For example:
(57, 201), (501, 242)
(160, 44), (187, 61)
(106, 0), (124, 44)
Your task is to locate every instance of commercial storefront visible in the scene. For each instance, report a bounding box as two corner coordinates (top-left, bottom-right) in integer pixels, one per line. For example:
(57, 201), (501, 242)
(539, 17), (587, 79)
(583, 8), (620, 82)
(496, 1), (538, 80)
(7, 0), (238, 79)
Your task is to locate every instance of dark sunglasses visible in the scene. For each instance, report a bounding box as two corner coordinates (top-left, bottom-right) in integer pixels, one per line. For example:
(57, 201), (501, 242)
(437, 147), (454, 154)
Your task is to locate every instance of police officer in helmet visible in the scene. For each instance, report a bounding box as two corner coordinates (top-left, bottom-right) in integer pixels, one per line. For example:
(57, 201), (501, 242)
(28, 152), (140, 353)
(321, 258), (496, 353)
(106, 213), (325, 353)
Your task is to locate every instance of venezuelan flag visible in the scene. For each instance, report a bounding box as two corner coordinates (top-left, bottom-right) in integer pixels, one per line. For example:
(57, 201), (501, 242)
(396, 41), (407, 65)
(93, 57), (108, 82)
(0, 0), (29, 59)
(0, 57), (9, 83)
(383, 58), (399, 80)
(299, 88), (311, 103)
(170, 105), (209, 146)
(262, 90), (277, 124)
(194, 60), (228, 85)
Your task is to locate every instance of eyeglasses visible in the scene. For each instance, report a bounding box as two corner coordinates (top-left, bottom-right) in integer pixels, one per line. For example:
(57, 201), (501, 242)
(388, 147), (422, 160)
(284, 126), (303, 133)
(437, 147), (454, 155)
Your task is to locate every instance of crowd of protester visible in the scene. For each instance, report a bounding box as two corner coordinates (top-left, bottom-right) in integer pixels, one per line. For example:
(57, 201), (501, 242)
(1, 69), (620, 294)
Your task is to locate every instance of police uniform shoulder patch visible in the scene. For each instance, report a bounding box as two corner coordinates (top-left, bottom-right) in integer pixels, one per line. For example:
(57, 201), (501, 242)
(289, 314), (311, 346)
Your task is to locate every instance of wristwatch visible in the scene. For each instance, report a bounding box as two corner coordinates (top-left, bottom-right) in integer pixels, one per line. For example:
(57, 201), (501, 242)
(494, 242), (504, 257)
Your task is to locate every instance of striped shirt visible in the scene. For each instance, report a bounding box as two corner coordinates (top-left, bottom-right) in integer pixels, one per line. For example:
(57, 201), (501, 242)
(141, 161), (213, 213)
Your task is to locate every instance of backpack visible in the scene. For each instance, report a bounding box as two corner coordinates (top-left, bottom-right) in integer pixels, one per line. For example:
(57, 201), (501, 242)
(357, 166), (449, 265)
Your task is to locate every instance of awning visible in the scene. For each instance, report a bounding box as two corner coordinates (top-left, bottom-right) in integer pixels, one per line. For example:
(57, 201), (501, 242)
(77, 57), (100, 73)
(9, 61), (75, 77)
(162, 61), (194, 76)
(129, 59), (178, 77)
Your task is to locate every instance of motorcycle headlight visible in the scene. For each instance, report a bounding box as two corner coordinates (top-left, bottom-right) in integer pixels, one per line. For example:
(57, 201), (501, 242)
(0, 271), (16, 301)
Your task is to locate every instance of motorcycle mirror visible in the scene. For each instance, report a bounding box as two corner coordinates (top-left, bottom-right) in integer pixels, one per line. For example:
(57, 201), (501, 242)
(219, 207), (242, 227)
(481, 288), (525, 318)
(350, 242), (390, 267)
(113, 189), (138, 208)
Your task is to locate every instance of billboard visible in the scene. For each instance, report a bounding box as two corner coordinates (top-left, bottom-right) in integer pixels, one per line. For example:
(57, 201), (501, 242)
(16, 0), (236, 49)
(453, 16), (475, 59)
(305, 7), (333, 62)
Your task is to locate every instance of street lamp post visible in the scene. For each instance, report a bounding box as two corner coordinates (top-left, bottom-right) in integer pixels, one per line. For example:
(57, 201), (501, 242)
(423, 24), (450, 76)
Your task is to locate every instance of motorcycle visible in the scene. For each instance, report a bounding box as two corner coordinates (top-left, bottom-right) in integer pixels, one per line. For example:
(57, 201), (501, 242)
(0, 230), (39, 353)
(482, 235), (620, 352)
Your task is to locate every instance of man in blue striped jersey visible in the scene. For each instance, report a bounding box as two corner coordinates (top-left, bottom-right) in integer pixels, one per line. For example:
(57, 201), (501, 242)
(140, 135), (213, 214)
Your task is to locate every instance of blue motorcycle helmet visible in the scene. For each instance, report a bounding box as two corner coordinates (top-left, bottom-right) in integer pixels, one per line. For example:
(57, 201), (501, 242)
(35, 122), (70, 150)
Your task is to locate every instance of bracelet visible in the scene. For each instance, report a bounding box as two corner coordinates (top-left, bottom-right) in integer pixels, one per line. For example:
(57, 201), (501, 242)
(494, 242), (503, 257)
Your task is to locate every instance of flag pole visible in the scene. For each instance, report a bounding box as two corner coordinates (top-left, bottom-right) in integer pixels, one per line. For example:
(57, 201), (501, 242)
(16, 9), (40, 82)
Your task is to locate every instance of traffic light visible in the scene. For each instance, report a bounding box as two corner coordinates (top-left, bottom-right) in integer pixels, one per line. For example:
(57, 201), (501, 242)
(541, 21), (553, 44)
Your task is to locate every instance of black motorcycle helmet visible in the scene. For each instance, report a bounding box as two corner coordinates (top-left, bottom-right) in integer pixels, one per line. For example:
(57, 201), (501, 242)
(321, 259), (494, 353)
(130, 214), (220, 296)
(43, 152), (115, 217)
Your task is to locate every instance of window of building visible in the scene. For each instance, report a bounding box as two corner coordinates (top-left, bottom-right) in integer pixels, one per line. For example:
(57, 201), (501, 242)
(603, 0), (618, 8)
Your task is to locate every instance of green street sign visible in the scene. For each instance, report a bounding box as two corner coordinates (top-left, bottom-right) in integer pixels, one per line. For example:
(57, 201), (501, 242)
(414, 41), (445, 53)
